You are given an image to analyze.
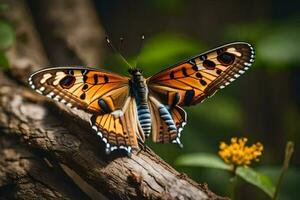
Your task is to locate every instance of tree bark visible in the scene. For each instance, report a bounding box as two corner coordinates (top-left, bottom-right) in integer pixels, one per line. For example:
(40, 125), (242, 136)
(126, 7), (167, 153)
(0, 0), (228, 199)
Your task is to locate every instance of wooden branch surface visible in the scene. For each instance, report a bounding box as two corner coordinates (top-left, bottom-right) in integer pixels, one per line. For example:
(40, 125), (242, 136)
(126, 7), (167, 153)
(0, 0), (228, 199)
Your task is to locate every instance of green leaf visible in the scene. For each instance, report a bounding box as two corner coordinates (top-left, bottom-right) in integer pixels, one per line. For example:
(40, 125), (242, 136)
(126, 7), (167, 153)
(0, 51), (9, 70)
(0, 20), (15, 50)
(236, 166), (275, 198)
(175, 153), (232, 170)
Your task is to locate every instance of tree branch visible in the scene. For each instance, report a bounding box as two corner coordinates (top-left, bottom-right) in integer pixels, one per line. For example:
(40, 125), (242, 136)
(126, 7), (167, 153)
(0, 83), (226, 200)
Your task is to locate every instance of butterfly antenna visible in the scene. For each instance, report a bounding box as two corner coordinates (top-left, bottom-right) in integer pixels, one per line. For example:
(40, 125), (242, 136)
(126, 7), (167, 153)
(135, 34), (145, 68)
(105, 36), (133, 69)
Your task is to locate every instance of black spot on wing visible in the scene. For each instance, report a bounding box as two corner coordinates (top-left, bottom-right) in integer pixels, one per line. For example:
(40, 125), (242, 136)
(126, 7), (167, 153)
(184, 90), (195, 106)
(216, 69), (222, 75)
(93, 74), (98, 84)
(170, 71), (175, 79)
(182, 67), (188, 77)
(192, 65), (198, 71)
(195, 72), (202, 78)
(59, 75), (76, 89)
(203, 60), (216, 69)
(200, 79), (207, 86)
(104, 75), (109, 83)
(83, 75), (88, 83)
(82, 84), (88, 91)
(217, 52), (235, 65)
(98, 99), (111, 113)
(173, 92), (180, 106)
(80, 93), (86, 100)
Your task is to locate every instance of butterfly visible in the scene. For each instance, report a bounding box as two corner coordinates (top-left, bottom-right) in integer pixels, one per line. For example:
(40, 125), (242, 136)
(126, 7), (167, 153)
(28, 42), (255, 155)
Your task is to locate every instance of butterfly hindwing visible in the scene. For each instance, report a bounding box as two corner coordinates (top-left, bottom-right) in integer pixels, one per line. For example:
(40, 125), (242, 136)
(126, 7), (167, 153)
(149, 96), (187, 145)
(90, 97), (140, 154)
(28, 67), (129, 114)
(147, 42), (255, 106)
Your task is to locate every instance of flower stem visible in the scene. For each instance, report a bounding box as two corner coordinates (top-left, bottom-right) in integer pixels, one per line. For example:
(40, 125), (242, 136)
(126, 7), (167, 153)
(273, 141), (294, 200)
(230, 169), (238, 200)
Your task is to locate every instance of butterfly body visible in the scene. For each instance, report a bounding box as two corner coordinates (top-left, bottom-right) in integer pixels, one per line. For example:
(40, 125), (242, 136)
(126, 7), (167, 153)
(28, 42), (255, 155)
(129, 68), (152, 137)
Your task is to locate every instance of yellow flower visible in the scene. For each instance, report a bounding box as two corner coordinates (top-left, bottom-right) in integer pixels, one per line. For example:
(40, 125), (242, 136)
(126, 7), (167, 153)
(218, 137), (263, 166)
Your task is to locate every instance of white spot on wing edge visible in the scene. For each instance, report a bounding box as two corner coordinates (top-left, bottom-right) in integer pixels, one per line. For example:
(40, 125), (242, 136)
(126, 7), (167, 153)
(244, 62), (252, 67)
(89, 116), (133, 155)
(66, 103), (72, 107)
(53, 95), (60, 101)
(39, 87), (45, 91)
(46, 92), (55, 98)
(40, 73), (52, 84)
(35, 89), (43, 94)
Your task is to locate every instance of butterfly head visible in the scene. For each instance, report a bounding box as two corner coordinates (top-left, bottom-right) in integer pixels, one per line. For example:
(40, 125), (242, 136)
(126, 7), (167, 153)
(128, 68), (143, 76)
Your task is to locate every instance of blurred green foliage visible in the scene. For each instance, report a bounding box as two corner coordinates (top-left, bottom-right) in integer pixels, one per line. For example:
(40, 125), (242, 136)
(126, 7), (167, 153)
(0, 20), (15, 50)
(0, 15), (15, 70)
(136, 32), (202, 76)
(0, 52), (9, 69)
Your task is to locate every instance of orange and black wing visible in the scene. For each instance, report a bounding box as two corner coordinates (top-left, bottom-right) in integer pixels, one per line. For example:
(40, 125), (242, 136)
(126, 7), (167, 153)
(28, 67), (140, 154)
(28, 67), (129, 114)
(147, 42), (255, 107)
(90, 97), (141, 154)
(149, 96), (186, 146)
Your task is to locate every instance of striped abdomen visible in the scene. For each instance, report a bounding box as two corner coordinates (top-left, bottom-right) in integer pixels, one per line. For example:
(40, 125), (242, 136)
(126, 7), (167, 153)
(137, 104), (151, 136)
(131, 71), (152, 137)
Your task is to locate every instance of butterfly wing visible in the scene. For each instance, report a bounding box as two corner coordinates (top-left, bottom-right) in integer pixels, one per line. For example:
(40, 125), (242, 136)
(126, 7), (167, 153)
(28, 67), (129, 114)
(28, 67), (139, 154)
(147, 42), (255, 106)
(90, 97), (141, 154)
(149, 96), (186, 145)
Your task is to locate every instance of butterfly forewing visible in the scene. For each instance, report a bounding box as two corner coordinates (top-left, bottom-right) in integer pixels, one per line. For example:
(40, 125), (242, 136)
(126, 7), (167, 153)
(28, 67), (129, 114)
(147, 42), (255, 106)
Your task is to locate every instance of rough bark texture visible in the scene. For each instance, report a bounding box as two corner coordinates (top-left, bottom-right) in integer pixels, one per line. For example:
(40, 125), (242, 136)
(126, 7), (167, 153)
(0, 0), (228, 199)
